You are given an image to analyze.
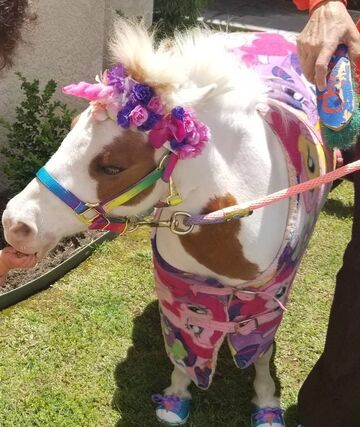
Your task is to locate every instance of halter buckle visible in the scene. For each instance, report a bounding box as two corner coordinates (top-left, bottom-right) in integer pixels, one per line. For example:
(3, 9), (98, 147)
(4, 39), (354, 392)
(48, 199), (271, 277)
(77, 203), (102, 225)
(234, 318), (259, 335)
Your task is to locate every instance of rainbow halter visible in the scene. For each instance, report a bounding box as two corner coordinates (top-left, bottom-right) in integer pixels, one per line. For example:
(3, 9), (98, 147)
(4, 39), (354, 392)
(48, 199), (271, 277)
(35, 153), (195, 235)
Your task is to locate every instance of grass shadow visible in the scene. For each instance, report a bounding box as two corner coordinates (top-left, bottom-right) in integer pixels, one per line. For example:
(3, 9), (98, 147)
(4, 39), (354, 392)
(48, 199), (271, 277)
(284, 404), (299, 427)
(112, 301), (284, 426)
(322, 198), (354, 219)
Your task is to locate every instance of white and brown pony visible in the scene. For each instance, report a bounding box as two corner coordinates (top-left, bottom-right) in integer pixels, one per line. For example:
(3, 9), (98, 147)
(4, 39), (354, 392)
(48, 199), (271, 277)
(2, 21), (333, 427)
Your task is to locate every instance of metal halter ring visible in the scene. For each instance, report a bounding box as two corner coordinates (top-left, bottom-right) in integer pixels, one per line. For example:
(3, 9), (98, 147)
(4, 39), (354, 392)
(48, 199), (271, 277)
(169, 212), (194, 235)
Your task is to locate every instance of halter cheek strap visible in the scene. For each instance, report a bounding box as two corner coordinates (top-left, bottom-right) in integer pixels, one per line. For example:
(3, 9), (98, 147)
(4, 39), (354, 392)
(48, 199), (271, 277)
(36, 162), (167, 234)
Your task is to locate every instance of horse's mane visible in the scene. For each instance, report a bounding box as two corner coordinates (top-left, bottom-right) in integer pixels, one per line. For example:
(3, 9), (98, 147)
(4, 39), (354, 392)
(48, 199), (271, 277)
(109, 19), (265, 110)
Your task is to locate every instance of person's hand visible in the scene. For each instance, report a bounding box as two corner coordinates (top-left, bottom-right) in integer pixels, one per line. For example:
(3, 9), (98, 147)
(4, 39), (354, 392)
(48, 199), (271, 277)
(297, 0), (360, 91)
(0, 246), (37, 270)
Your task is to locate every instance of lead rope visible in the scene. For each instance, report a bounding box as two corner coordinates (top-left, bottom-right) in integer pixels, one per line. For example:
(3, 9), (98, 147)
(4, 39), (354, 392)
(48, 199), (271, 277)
(185, 159), (360, 226)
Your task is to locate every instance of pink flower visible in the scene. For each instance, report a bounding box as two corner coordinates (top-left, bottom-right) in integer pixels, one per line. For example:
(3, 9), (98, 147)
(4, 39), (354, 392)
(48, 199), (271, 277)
(196, 122), (211, 141)
(169, 116), (186, 142)
(129, 105), (149, 126)
(187, 129), (200, 146)
(147, 96), (164, 113)
(148, 117), (170, 148)
(183, 112), (195, 132)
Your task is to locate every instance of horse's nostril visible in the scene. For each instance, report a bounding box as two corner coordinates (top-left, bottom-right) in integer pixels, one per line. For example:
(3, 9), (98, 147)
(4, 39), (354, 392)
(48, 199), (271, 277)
(9, 221), (34, 238)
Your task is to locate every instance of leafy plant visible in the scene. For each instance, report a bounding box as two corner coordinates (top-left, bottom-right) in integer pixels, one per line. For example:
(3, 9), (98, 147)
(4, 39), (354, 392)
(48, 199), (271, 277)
(153, 0), (212, 39)
(0, 73), (76, 194)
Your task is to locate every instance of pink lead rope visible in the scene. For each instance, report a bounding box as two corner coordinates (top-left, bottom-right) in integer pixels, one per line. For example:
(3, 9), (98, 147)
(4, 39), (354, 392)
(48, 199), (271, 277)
(186, 159), (360, 226)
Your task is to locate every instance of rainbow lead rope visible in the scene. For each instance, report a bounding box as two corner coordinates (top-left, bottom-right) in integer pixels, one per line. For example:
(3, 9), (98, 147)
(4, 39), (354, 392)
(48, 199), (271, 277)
(317, 44), (360, 149)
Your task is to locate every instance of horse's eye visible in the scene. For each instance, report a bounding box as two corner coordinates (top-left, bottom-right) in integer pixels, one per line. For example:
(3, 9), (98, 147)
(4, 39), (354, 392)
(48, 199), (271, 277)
(100, 165), (124, 175)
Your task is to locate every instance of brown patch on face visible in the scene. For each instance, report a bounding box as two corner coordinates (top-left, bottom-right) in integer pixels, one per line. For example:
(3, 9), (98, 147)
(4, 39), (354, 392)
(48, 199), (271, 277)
(179, 194), (259, 280)
(89, 130), (156, 205)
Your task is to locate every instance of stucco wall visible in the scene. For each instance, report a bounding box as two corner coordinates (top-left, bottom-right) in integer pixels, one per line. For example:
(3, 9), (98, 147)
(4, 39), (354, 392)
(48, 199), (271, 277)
(0, 0), (153, 190)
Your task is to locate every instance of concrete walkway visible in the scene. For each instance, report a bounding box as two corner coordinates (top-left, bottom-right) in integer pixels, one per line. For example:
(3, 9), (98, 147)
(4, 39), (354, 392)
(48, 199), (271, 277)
(202, 0), (360, 33)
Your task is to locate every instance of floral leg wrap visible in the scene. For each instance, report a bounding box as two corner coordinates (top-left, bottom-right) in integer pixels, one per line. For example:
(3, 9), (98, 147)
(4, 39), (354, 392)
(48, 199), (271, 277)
(152, 394), (190, 425)
(251, 406), (285, 427)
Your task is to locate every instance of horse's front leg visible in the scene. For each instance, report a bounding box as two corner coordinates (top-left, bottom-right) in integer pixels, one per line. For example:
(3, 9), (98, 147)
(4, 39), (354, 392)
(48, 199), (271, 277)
(251, 344), (285, 427)
(153, 366), (192, 425)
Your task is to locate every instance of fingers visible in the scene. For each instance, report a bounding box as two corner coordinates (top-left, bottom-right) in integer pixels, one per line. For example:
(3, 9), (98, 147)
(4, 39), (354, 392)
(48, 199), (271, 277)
(0, 248), (37, 269)
(20, 257), (37, 269)
(2, 246), (17, 255)
(296, 41), (314, 83)
(10, 254), (37, 269)
(315, 43), (338, 91)
(298, 47), (316, 83)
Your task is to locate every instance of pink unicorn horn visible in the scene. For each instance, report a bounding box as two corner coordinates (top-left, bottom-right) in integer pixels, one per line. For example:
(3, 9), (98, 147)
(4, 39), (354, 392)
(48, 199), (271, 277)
(62, 81), (114, 101)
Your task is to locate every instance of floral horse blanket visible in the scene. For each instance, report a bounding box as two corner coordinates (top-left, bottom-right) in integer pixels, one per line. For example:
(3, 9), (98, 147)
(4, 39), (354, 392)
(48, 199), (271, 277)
(153, 32), (334, 389)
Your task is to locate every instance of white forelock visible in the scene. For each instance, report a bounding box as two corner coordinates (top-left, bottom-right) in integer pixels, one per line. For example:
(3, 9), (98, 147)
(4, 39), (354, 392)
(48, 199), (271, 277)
(109, 19), (265, 110)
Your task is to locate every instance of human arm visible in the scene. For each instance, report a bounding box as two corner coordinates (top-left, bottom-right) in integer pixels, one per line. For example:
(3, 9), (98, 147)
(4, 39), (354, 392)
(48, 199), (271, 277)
(294, 0), (360, 91)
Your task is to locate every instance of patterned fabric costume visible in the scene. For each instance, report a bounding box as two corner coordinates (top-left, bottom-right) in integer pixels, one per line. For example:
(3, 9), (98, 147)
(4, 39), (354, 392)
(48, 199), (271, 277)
(153, 32), (334, 390)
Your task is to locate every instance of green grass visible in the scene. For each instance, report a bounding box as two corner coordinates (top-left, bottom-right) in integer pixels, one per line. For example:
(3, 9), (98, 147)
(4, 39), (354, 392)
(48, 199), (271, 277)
(0, 182), (354, 427)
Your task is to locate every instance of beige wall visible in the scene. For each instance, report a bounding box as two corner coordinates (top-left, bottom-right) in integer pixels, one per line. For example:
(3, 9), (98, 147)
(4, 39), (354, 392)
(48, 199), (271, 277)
(0, 0), (153, 189)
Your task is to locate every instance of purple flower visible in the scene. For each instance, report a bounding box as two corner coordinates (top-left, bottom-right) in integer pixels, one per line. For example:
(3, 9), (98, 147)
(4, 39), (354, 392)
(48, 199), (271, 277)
(117, 101), (134, 128)
(127, 93), (138, 107)
(132, 83), (154, 105)
(138, 111), (162, 131)
(107, 64), (127, 92)
(170, 138), (182, 151)
(117, 112), (130, 128)
(171, 106), (185, 120)
(108, 64), (126, 79)
(129, 105), (149, 126)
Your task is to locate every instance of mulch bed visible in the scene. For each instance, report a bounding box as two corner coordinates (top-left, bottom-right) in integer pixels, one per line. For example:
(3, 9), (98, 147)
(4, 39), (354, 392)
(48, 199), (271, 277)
(0, 190), (103, 295)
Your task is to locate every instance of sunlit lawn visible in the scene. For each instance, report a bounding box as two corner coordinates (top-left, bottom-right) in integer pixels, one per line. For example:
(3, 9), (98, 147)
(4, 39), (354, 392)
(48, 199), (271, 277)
(0, 181), (354, 427)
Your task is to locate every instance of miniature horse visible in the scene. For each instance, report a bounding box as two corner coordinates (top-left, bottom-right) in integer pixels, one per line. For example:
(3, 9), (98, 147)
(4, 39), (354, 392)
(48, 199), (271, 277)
(2, 21), (333, 427)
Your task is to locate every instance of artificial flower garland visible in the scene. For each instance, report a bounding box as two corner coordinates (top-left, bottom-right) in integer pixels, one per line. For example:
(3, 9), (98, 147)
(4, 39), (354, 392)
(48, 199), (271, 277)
(62, 64), (211, 171)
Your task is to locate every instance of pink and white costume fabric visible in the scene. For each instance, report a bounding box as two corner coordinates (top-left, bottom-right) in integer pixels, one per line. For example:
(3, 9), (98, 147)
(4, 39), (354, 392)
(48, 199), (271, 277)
(153, 32), (334, 390)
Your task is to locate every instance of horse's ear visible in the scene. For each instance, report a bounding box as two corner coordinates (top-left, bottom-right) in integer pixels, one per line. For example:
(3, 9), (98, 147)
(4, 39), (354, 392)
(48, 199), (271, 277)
(175, 83), (217, 105)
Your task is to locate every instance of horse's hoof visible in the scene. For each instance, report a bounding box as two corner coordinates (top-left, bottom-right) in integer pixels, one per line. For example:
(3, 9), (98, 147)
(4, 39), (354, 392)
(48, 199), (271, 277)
(251, 406), (285, 427)
(152, 393), (190, 425)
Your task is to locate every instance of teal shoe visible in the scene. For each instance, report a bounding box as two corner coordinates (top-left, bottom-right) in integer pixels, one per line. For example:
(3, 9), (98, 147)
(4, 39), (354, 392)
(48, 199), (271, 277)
(251, 406), (285, 427)
(152, 394), (190, 425)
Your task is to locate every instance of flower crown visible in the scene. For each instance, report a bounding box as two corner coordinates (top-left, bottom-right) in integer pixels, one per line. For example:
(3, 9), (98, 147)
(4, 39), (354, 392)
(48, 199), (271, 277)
(62, 64), (211, 168)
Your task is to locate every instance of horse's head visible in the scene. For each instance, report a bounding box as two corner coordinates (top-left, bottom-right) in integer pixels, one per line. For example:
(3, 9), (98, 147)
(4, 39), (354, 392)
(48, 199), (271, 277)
(2, 20), (218, 258)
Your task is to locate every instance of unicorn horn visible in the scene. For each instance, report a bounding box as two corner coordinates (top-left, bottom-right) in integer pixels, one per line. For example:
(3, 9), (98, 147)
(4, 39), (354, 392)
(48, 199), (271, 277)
(62, 81), (114, 101)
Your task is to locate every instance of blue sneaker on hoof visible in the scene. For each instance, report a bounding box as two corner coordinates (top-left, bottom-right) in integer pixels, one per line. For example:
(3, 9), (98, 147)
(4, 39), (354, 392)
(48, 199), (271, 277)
(251, 406), (285, 427)
(152, 394), (190, 425)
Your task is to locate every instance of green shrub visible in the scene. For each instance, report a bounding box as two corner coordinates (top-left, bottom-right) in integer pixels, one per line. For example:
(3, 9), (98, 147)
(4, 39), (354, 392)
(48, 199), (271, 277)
(0, 73), (76, 195)
(153, 0), (212, 38)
